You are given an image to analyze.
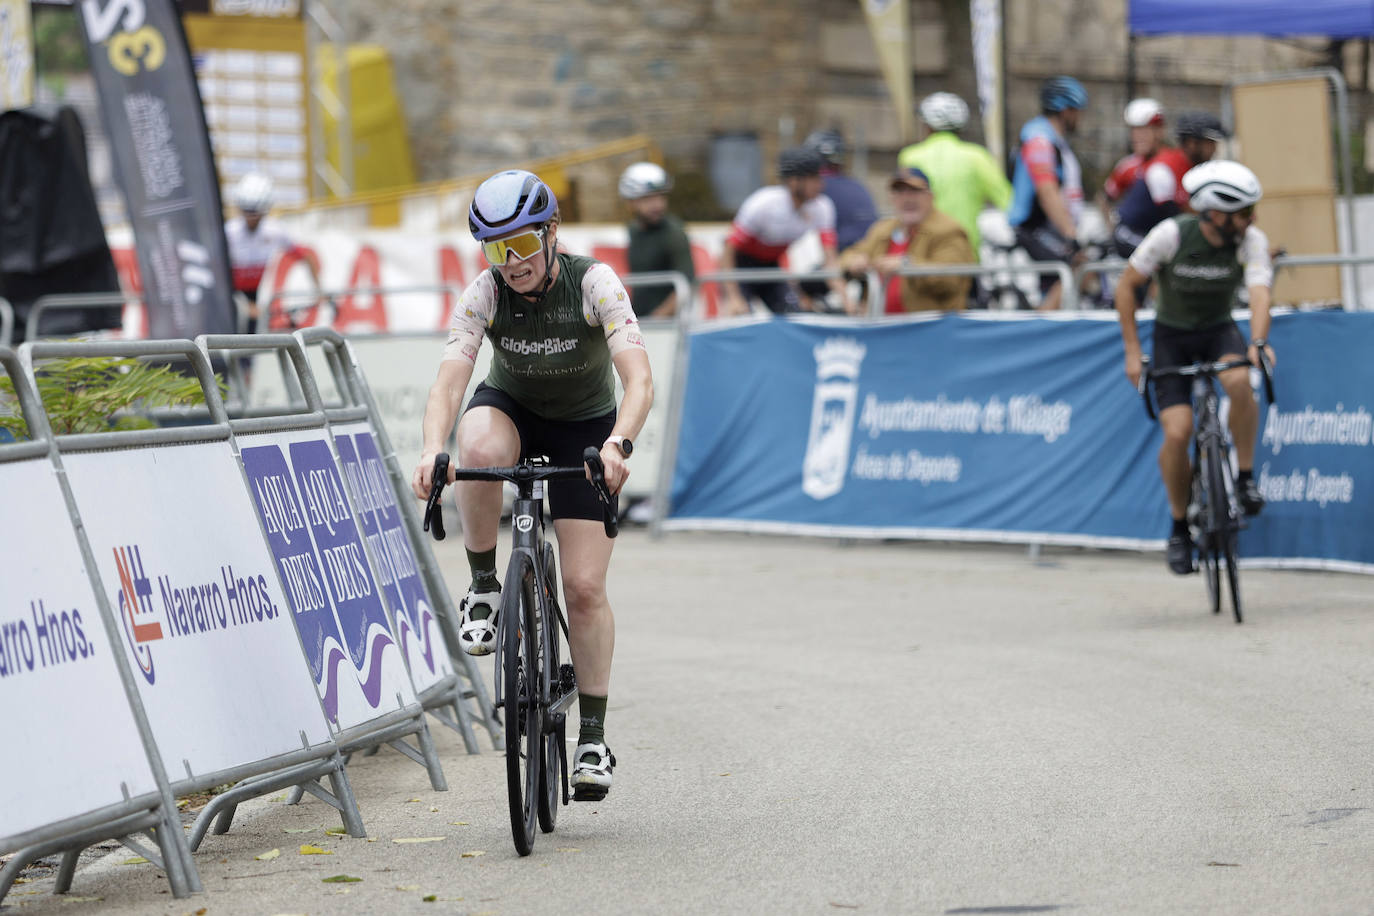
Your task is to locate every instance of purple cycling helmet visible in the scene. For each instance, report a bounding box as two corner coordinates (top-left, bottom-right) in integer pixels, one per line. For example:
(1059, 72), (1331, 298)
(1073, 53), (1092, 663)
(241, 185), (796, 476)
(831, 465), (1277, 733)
(468, 169), (558, 240)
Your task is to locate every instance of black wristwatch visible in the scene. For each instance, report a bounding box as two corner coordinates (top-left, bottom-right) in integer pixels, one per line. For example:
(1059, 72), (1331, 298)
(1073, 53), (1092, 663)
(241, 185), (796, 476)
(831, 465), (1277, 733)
(605, 435), (633, 458)
(1250, 338), (1268, 348)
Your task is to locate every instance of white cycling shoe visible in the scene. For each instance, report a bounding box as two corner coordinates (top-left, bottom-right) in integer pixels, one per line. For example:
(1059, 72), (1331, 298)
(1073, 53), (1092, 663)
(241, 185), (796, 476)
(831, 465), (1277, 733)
(458, 585), (500, 656)
(571, 742), (615, 801)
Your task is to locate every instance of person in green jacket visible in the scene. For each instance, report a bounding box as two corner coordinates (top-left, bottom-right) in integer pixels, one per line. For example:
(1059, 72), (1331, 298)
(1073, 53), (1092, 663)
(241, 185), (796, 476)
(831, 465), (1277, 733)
(898, 92), (1012, 255)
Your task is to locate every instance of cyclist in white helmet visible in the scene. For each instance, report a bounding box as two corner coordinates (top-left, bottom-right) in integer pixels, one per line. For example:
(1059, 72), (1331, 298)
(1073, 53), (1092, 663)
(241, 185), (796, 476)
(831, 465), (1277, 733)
(618, 162), (695, 318)
(1114, 160), (1274, 575)
(899, 92), (1010, 253)
(223, 172), (318, 332)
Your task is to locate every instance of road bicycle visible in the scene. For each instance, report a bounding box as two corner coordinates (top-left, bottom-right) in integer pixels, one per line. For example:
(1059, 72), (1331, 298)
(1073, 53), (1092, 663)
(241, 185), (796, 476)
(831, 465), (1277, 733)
(422, 447), (618, 855)
(1138, 353), (1274, 623)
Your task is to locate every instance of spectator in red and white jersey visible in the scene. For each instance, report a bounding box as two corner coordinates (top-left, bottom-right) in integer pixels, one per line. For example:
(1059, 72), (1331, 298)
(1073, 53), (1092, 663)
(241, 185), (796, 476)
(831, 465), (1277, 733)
(223, 173), (318, 331)
(1111, 110), (1224, 257)
(1102, 98), (1165, 208)
(719, 147), (857, 316)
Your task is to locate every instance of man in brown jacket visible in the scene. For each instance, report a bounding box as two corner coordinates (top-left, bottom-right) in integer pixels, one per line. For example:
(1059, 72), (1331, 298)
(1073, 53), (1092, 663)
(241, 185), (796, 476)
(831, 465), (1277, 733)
(839, 166), (975, 313)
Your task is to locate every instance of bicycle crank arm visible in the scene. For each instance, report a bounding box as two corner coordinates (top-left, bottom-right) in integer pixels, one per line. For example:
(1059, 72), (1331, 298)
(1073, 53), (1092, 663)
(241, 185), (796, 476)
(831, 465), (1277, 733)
(543, 687), (579, 733)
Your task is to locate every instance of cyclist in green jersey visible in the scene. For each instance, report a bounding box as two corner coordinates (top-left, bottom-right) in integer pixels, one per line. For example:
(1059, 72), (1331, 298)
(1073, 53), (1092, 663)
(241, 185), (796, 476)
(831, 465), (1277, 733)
(1114, 160), (1274, 575)
(898, 92), (1012, 253)
(412, 169), (653, 798)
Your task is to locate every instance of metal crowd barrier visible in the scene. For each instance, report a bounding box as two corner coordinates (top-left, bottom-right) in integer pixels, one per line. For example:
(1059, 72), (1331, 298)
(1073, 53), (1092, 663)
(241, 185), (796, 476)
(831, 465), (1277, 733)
(26, 291), (138, 342)
(0, 345), (198, 900)
(188, 335), (447, 804)
(18, 339), (370, 861)
(289, 326), (502, 752)
(885, 260), (1080, 312)
(0, 297), (12, 347)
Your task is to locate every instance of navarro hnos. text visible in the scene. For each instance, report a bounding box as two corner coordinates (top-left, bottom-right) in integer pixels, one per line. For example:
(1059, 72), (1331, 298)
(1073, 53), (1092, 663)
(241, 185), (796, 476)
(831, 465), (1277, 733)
(0, 601), (94, 680)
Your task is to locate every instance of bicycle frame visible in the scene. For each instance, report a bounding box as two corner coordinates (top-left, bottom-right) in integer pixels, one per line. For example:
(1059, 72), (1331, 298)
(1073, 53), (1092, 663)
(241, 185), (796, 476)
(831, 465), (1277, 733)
(496, 480), (577, 737)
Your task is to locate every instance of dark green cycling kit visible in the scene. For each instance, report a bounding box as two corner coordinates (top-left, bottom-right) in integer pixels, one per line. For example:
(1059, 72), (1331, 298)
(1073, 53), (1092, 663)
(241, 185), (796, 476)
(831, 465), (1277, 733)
(1152, 216), (1243, 331)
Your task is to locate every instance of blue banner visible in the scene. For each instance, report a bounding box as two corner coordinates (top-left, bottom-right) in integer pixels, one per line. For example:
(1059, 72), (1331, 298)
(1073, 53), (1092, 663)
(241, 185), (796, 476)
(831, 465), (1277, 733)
(242, 437), (400, 723)
(336, 431), (441, 681)
(668, 312), (1374, 570)
(1245, 311), (1374, 570)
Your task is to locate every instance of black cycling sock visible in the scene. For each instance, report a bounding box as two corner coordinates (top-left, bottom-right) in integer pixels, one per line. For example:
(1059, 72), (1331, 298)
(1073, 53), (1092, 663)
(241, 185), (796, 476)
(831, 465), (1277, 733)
(465, 548), (499, 621)
(1171, 517), (1189, 538)
(577, 694), (607, 758)
(1237, 469), (1253, 485)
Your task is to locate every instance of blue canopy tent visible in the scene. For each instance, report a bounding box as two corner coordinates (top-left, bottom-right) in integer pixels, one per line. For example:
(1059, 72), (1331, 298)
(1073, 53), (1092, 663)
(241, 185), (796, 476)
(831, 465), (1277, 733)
(1129, 0), (1374, 38)
(1127, 1), (1369, 308)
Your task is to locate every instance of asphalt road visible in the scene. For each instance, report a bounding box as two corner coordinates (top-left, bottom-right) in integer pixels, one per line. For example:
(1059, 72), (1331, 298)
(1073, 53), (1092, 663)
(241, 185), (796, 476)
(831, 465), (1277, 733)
(7, 530), (1373, 915)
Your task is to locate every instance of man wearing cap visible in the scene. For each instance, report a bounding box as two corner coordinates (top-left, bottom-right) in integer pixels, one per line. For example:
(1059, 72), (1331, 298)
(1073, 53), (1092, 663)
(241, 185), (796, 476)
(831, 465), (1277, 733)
(1103, 98), (1166, 211)
(1111, 109), (1222, 258)
(839, 167), (975, 313)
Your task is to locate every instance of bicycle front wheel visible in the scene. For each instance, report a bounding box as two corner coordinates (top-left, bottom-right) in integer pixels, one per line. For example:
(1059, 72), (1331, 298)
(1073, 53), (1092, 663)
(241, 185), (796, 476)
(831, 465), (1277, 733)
(502, 553), (541, 856)
(1193, 464), (1220, 615)
(537, 543), (562, 834)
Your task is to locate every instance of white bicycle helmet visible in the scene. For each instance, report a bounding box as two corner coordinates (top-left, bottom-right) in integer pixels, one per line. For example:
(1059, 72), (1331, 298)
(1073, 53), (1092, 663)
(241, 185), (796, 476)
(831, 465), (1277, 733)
(233, 173), (275, 213)
(618, 161), (672, 200)
(919, 92), (969, 132)
(1183, 160), (1262, 212)
(1124, 98), (1164, 127)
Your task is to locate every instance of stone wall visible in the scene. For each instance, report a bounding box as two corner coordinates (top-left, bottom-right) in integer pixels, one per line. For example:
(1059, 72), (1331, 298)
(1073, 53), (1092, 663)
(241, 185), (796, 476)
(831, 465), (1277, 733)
(326, 0), (1365, 220)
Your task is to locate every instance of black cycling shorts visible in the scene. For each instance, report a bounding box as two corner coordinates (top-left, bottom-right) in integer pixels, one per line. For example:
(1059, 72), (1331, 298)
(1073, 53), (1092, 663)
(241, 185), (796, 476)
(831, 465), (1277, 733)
(734, 251), (801, 314)
(1013, 224), (1076, 294)
(1150, 320), (1248, 411)
(463, 382), (617, 522)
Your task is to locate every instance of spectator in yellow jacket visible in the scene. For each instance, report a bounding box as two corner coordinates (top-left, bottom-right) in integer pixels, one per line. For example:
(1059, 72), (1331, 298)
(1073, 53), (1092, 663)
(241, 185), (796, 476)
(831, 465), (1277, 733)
(839, 167), (975, 313)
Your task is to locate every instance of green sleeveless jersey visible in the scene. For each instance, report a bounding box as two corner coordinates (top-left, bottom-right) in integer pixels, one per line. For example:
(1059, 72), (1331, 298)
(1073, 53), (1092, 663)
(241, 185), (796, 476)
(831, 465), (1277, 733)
(483, 253), (617, 420)
(1154, 216), (1243, 331)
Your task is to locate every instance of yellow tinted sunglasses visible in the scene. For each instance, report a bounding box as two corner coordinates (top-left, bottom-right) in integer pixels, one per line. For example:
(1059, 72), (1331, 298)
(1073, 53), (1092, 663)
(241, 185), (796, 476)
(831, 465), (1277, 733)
(481, 228), (546, 265)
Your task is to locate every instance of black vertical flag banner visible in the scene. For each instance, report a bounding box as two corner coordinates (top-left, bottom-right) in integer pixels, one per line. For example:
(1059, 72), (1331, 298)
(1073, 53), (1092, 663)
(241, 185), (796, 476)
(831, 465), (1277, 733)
(76, 0), (235, 337)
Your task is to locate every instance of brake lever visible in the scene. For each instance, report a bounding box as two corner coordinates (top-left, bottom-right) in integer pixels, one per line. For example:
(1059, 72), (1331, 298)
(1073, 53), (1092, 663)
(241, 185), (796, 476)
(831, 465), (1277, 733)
(1137, 354), (1156, 421)
(582, 446), (619, 539)
(423, 453), (450, 541)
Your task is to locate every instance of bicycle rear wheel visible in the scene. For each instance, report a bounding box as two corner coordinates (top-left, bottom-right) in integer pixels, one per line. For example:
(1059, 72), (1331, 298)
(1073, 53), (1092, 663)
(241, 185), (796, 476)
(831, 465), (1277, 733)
(502, 553), (541, 856)
(1214, 455), (1247, 626)
(537, 543), (562, 834)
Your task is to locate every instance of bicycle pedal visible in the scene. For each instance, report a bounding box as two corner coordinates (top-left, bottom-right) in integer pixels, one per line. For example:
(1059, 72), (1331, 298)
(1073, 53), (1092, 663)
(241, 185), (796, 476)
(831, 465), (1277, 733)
(572, 784), (609, 802)
(559, 664), (576, 692)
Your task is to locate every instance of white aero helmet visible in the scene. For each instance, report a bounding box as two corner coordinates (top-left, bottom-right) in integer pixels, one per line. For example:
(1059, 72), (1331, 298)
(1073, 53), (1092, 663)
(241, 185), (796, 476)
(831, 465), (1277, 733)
(618, 161), (672, 200)
(1124, 97), (1164, 127)
(1182, 160), (1262, 213)
(919, 92), (969, 132)
(233, 173), (274, 213)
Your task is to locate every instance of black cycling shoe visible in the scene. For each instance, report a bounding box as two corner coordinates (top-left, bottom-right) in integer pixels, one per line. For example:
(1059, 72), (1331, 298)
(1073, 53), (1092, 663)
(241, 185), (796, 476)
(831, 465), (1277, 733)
(1167, 530), (1196, 575)
(1238, 478), (1265, 516)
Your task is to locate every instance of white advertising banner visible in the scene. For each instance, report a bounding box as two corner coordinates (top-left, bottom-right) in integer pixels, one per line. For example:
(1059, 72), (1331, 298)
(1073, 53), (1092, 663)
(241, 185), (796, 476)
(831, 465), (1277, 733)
(237, 430), (417, 729)
(0, 459), (158, 844)
(63, 442), (334, 779)
(332, 422), (452, 693)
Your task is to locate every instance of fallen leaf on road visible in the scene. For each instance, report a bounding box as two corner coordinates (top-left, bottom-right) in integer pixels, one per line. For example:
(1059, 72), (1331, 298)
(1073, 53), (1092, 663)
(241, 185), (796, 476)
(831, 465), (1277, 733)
(395, 885), (420, 891)
(423, 895), (437, 902)
(255, 849), (281, 861)
(119, 857), (148, 865)
(12, 878), (30, 885)
(195, 909), (208, 915)
(430, 806), (440, 812)
(283, 826), (323, 834)
(556, 847), (580, 853)
(321, 874), (362, 883)
(405, 797), (422, 803)
(299, 845), (332, 856)
(325, 827), (347, 836)
(270, 795), (286, 802)
(460, 850), (485, 858)
(1207, 861), (1241, 867)
(449, 822), (469, 826)
(829, 904), (860, 910)
(394, 837), (445, 844)
(56, 896), (102, 902)
(718, 772), (730, 777)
